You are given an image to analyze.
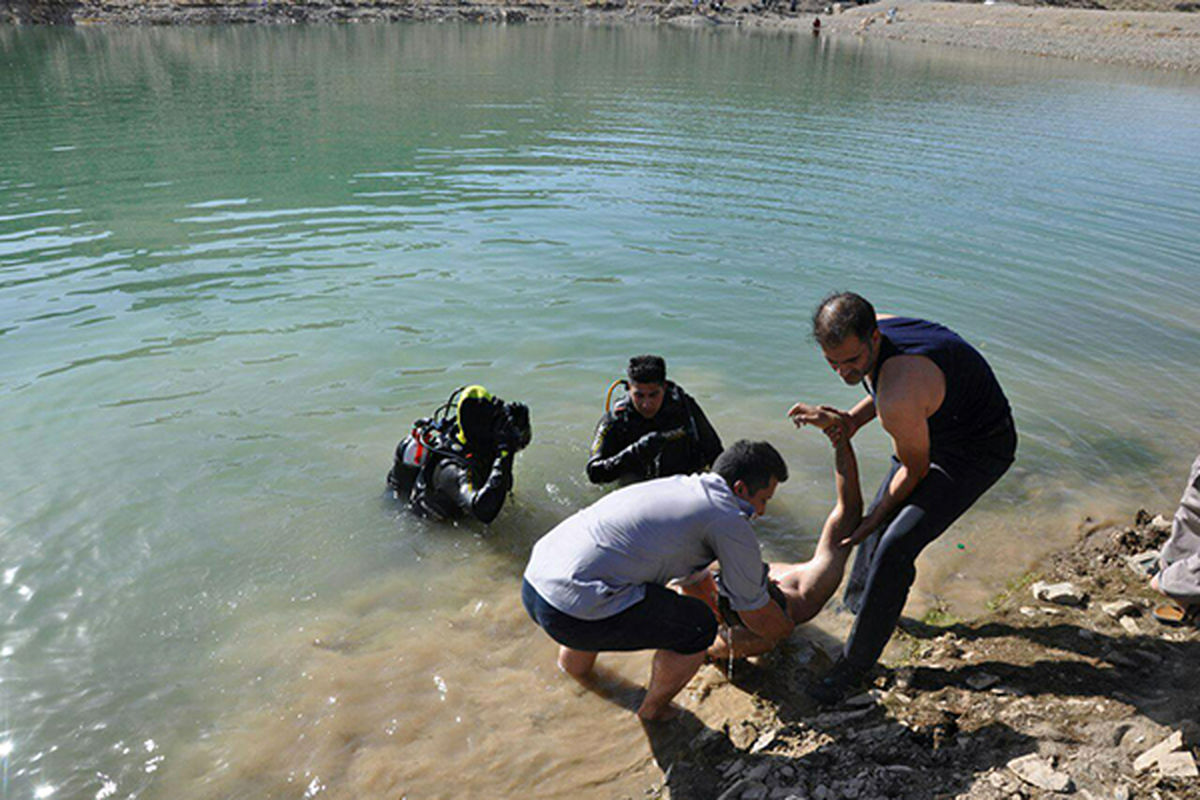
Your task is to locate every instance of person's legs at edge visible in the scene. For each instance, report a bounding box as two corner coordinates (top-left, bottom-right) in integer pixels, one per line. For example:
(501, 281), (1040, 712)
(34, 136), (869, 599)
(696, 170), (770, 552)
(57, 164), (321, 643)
(813, 444), (1013, 703)
(842, 458), (900, 613)
(845, 454), (1011, 669)
(525, 579), (716, 716)
(842, 472), (963, 670)
(638, 649), (707, 721)
(557, 647), (597, 678)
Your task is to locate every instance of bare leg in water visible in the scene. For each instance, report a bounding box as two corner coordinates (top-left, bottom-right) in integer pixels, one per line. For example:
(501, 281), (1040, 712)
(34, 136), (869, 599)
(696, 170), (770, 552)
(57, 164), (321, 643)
(557, 644), (705, 722)
(557, 646), (597, 678)
(637, 649), (707, 721)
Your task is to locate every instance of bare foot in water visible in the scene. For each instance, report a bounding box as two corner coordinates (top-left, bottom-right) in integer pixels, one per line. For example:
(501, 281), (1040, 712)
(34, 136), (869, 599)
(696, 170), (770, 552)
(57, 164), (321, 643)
(636, 701), (681, 722)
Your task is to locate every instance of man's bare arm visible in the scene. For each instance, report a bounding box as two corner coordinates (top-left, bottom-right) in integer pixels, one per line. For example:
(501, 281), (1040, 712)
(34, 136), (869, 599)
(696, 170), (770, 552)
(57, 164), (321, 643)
(708, 598), (796, 660)
(844, 395), (877, 439)
(840, 358), (941, 546)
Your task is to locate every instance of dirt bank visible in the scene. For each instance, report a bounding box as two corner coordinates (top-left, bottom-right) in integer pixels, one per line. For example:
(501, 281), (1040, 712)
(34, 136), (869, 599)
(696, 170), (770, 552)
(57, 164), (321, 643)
(5, 0), (1200, 74)
(638, 510), (1199, 799)
(815, 1), (1200, 74)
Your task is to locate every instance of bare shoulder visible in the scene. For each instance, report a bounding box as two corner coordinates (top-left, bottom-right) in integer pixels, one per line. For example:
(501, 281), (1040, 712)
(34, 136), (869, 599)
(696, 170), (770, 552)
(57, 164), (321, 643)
(876, 312), (898, 321)
(877, 356), (945, 416)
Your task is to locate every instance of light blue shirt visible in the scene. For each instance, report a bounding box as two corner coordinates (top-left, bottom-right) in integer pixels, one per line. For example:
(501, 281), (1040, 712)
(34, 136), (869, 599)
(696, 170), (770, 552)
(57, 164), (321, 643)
(524, 473), (771, 620)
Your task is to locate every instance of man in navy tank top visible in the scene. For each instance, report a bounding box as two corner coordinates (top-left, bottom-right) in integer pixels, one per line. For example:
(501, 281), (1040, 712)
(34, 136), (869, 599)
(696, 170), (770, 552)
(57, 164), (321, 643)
(791, 292), (1017, 704)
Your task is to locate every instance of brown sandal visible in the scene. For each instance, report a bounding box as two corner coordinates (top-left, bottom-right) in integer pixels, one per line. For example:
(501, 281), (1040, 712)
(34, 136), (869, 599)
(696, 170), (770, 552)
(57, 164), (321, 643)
(1153, 602), (1198, 625)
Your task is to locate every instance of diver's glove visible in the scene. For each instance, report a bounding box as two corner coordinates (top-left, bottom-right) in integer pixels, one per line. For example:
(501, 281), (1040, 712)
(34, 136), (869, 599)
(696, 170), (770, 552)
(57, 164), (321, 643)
(493, 401), (532, 453)
(631, 427), (687, 456)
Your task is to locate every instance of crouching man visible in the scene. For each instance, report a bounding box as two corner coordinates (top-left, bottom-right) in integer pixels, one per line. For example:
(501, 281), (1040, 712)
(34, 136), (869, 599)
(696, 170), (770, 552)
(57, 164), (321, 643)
(523, 440), (789, 720)
(523, 436), (859, 720)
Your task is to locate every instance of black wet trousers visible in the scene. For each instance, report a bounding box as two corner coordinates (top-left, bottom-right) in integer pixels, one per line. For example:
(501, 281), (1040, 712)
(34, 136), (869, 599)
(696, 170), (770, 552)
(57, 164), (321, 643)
(842, 421), (1017, 671)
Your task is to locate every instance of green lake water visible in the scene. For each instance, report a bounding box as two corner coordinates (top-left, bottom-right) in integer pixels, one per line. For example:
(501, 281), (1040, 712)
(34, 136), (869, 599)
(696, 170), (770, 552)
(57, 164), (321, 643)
(1, 22), (1199, 799)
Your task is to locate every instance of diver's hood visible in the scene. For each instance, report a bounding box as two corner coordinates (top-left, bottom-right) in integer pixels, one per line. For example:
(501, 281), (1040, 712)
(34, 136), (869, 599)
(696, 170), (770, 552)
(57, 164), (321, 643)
(455, 385), (498, 447)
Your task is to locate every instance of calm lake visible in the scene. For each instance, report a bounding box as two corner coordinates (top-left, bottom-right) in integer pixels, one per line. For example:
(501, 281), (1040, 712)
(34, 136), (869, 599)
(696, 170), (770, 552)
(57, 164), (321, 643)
(1, 21), (1199, 799)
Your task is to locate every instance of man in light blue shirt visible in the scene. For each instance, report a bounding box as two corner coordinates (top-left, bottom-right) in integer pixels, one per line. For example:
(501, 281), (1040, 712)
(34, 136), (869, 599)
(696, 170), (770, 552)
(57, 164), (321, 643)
(523, 431), (863, 721)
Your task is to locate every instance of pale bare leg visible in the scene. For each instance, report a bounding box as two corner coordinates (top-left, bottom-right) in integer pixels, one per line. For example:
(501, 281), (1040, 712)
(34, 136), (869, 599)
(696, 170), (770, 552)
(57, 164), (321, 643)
(636, 649), (706, 721)
(557, 646), (597, 679)
(769, 549), (850, 625)
(773, 433), (862, 623)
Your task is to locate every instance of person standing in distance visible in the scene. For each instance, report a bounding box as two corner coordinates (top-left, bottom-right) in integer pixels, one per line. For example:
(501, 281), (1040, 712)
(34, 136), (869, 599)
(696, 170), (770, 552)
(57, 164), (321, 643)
(792, 292), (1017, 704)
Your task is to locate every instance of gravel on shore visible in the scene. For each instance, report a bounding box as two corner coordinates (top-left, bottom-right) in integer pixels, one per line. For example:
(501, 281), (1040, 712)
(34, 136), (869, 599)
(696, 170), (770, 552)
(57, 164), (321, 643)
(813, 0), (1200, 74)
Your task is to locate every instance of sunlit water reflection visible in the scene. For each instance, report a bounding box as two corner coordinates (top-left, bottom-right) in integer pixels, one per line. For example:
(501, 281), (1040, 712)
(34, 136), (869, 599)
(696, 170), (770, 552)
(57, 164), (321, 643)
(1, 22), (1199, 799)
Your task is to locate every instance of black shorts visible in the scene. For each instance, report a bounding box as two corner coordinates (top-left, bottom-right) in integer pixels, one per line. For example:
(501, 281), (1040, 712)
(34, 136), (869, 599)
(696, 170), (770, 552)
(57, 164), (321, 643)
(522, 579), (717, 655)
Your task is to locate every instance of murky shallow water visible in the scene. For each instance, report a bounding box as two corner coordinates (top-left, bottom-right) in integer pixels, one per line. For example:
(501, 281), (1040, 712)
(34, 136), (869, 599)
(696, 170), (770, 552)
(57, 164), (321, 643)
(1, 22), (1199, 799)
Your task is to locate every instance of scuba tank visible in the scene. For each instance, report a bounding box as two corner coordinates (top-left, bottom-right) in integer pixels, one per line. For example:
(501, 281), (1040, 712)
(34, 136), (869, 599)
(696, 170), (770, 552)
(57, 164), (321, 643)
(389, 387), (469, 498)
(398, 420), (434, 468)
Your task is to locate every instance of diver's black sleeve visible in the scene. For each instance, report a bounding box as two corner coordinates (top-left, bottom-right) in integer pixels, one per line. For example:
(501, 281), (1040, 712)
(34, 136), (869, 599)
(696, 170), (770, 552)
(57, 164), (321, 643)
(687, 395), (725, 470)
(586, 413), (656, 484)
(432, 452), (513, 524)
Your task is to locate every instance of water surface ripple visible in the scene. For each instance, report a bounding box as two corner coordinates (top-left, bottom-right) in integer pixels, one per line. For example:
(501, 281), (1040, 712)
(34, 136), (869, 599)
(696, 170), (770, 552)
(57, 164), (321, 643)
(1, 22), (1199, 800)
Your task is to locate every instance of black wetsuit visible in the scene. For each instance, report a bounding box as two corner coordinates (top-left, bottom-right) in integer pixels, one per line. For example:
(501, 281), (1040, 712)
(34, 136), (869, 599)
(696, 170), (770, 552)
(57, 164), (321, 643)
(586, 382), (723, 486)
(842, 317), (1017, 671)
(388, 432), (513, 524)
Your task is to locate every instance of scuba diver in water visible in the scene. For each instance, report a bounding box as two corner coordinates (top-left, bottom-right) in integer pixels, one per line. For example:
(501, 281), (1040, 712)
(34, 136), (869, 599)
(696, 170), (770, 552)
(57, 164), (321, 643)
(387, 385), (531, 524)
(587, 355), (723, 487)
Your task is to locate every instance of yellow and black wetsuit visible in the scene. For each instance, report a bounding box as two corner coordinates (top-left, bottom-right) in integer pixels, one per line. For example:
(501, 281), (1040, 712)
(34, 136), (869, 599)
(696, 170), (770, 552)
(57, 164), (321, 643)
(387, 384), (527, 524)
(410, 435), (514, 524)
(586, 381), (723, 486)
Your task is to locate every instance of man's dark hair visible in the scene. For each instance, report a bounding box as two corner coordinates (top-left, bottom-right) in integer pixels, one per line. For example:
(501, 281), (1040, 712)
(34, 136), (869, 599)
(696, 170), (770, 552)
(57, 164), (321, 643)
(713, 440), (788, 494)
(812, 292), (877, 348)
(627, 354), (667, 385)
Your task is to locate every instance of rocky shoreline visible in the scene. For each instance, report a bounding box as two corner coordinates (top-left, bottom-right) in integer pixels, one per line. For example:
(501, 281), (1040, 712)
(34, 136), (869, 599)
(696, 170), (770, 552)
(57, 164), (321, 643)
(4, 0), (821, 27)
(642, 510), (1200, 799)
(4, 0), (1200, 73)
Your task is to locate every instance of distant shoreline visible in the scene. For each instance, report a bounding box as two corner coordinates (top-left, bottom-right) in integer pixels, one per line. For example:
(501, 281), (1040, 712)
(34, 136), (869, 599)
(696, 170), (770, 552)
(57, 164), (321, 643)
(5, 0), (1200, 72)
(814, 1), (1200, 73)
